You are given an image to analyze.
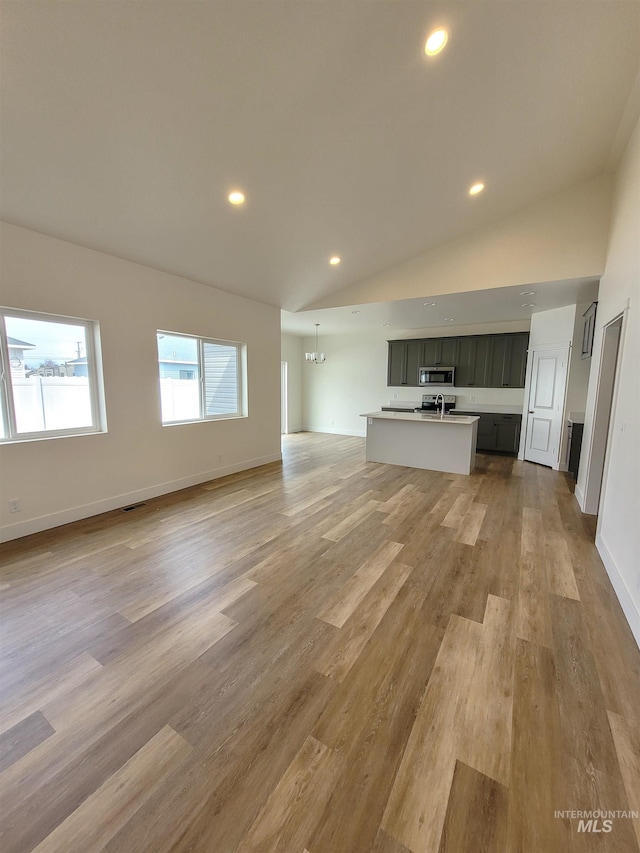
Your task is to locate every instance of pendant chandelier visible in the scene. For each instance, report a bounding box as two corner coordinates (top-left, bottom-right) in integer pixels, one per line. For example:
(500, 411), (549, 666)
(305, 324), (326, 364)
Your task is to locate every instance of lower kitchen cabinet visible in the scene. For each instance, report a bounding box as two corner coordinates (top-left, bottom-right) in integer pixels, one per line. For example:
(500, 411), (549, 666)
(568, 421), (584, 478)
(475, 414), (498, 450)
(494, 416), (521, 453)
(455, 412), (522, 454)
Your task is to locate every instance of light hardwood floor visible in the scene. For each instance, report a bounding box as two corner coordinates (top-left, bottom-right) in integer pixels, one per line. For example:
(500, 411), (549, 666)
(1, 433), (639, 852)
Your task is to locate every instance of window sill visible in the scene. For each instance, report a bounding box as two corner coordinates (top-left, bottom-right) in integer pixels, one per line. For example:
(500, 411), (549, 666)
(161, 414), (248, 427)
(0, 427), (107, 446)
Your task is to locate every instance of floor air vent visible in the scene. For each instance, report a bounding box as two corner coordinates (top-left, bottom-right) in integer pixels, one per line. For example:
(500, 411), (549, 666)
(120, 502), (147, 512)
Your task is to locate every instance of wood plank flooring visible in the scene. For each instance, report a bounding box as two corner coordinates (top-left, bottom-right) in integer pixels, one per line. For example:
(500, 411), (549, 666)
(1, 432), (639, 852)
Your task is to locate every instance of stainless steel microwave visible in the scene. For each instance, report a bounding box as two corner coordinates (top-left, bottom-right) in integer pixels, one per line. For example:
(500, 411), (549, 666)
(418, 366), (455, 386)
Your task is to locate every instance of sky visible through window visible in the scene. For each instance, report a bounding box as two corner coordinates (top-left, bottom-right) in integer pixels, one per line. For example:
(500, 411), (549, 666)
(5, 316), (87, 364)
(2, 312), (96, 437)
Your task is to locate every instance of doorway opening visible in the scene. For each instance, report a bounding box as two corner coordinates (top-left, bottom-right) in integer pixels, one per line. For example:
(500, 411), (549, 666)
(581, 314), (623, 516)
(281, 361), (288, 435)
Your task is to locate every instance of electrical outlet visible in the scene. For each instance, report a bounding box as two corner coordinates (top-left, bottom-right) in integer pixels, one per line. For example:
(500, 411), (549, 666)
(471, 395), (476, 402)
(393, 394), (398, 399)
(331, 420), (335, 426)
(217, 453), (223, 463)
(8, 499), (21, 513)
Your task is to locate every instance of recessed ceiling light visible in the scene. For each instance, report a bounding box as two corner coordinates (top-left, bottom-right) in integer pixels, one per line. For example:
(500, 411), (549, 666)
(382, 323), (391, 327)
(329, 256), (341, 266)
(469, 182), (485, 196)
(351, 310), (361, 315)
(423, 302), (437, 307)
(520, 291), (537, 296)
(424, 28), (448, 57)
(521, 303), (536, 308)
(444, 317), (455, 322)
(228, 190), (245, 205)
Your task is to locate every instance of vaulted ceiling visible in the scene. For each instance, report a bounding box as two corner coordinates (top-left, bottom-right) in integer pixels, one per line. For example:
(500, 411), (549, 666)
(1, 1), (639, 313)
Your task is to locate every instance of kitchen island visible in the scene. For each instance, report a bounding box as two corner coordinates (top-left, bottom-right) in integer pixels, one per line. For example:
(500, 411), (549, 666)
(361, 411), (480, 475)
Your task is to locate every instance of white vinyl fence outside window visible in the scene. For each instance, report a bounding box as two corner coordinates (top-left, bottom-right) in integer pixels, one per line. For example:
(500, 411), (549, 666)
(0, 308), (105, 442)
(157, 331), (245, 425)
(12, 376), (93, 432)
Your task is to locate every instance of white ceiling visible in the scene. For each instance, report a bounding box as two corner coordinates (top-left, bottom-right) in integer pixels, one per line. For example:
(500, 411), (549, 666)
(1, 1), (638, 315)
(281, 276), (600, 337)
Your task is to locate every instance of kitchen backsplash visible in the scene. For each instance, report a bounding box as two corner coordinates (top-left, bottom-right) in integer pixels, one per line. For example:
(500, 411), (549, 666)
(388, 386), (525, 409)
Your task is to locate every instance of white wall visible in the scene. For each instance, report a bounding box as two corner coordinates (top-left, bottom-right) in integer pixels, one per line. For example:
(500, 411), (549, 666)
(0, 222), (282, 541)
(528, 304), (576, 348)
(577, 118), (640, 647)
(302, 321), (529, 437)
(280, 334), (303, 433)
(307, 176), (611, 310)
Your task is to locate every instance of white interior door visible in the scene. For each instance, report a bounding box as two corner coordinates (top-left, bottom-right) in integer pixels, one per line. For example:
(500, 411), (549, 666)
(524, 347), (569, 468)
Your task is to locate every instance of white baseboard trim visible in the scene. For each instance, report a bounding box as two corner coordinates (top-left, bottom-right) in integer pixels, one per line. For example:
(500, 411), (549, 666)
(596, 531), (640, 650)
(302, 426), (366, 438)
(574, 483), (586, 511)
(0, 452), (282, 543)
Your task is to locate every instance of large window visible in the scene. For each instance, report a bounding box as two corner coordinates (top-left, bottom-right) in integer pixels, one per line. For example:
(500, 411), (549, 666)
(0, 308), (105, 442)
(157, 331), (245, 424)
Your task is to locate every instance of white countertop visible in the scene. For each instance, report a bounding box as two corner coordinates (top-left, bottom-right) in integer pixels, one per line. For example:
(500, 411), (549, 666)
(362, 411), (479, 425)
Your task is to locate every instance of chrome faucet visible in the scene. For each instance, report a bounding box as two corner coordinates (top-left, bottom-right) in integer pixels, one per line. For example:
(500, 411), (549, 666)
(435, 393), (446, 419)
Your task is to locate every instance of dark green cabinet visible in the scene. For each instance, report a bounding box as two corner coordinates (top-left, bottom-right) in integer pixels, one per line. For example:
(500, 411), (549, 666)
(486, 333), (529, 388)
(504, 334), (528, 387)
(568, 422), (584, 478)
(581, 302), (597, 359)
(387, 339), (423, 385)
(494, 415), (521, 452)
(420, 337), (458, 366)
(387, 341), (408, 385)
(406, 341), (422, 386)
(487, 336), (510, 387)
(475, 414), (498, 450)
(456, 411), (522, 453)
(387, 332), (529, 389)
(455, 336), (491, 387)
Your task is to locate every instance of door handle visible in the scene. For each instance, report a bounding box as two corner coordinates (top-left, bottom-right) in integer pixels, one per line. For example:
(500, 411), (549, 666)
(528, 410), (534, 414)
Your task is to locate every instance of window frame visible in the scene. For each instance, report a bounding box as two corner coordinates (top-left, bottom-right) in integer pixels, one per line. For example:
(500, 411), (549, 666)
(157, 329), (246, 426)
(0, 306), (106, 443)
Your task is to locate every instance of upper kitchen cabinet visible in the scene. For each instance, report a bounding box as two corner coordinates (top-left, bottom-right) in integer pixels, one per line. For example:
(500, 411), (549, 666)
(387, 339), (423, 386)
(486, 333), (529, 387)
(388, 340), (408, 385)
(504, 333), (529, 386)
(420, 337), (458, 366)
(455, 336), (491, 387)
(388, 332), (529, 388)
(406, 340), (422, 385)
